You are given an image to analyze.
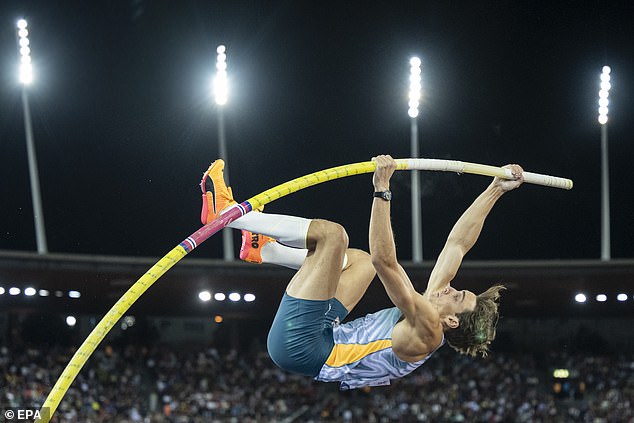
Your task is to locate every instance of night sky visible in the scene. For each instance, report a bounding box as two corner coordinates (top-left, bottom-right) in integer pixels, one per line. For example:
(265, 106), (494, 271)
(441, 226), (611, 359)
(1, 1), (633, 262)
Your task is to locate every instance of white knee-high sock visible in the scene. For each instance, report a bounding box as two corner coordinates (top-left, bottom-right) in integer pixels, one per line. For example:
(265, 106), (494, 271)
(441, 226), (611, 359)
(227, 212), (311, 249)
(260, 242), (308, 270)
(259, 242), (348, 271)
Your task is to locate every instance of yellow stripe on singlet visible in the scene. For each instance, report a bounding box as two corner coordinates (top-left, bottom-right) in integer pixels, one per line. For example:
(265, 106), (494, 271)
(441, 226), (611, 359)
(325, 339), (392, 367)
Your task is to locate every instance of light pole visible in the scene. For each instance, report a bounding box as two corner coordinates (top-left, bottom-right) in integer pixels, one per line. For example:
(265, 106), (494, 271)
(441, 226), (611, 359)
(214, 44), (233, 260)
(598, 65), (611, 261)
(408, 57), (422, 263)
(17, 18), (48, 254)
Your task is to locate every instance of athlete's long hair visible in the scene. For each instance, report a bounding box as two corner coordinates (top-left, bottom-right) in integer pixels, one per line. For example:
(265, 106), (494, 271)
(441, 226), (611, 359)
(444, 284), (505, 357)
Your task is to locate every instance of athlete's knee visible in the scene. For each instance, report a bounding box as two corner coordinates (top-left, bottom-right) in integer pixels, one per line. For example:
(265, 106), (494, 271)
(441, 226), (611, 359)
(343, 248), (375, 278)
(346, 248), (370, 262)
(308, 219), (349, 250)
(341, 248), (369, 270)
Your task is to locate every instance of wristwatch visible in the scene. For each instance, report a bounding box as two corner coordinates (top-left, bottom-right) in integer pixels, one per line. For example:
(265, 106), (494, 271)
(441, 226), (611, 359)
(373, 190), (392, 201)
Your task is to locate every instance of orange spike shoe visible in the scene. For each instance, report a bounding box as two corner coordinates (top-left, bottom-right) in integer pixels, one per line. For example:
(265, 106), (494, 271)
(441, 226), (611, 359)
(240, 230), (275, 264)
(200, 159), (237, 225)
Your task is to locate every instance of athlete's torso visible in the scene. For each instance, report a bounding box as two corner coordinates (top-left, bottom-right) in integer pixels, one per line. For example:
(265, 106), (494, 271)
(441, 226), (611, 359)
(315, 307), (442, 390)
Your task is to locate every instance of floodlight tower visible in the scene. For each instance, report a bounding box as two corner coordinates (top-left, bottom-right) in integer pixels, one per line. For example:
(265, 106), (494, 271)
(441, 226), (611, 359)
(598, 66), (611, 261)
(408, 57), (422, 263)
(214, 44), (233, 260)
(17, 18), (48, 254)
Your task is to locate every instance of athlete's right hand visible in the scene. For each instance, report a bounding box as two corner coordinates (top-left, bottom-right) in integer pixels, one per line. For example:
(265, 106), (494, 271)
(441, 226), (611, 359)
(372, 155), (397, 192)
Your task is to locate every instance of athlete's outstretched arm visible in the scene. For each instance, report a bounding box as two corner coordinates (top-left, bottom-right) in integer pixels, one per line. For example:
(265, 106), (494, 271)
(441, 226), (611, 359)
(425, 165), (524, 297)
(369, 155), (419, 319)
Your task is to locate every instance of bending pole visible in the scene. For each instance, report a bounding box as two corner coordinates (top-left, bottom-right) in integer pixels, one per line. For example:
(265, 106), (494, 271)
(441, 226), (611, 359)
(37, 158), (572, 421)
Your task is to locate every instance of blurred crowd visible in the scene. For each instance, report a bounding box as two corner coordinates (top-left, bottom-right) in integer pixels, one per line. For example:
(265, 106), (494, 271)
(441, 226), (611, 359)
(1, 341), (633, 422)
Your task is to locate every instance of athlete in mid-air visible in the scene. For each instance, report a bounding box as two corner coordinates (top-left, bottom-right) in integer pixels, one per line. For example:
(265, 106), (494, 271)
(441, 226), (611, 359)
(199, 155), (524, 389)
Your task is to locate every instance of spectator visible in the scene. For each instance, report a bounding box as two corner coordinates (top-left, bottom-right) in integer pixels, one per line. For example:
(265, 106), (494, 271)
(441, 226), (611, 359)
(1, 341), (633, 422)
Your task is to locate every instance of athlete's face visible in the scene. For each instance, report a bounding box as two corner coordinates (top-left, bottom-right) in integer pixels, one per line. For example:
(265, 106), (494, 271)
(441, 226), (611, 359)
(431, 286), (477, 317)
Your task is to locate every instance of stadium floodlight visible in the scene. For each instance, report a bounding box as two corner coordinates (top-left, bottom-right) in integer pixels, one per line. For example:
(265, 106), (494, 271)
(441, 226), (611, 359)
(214, 292), (226, 301)
(9, 287), (21, 296)
(38, 289), (49, 297)
(408, 56), (423, 262)
(16, 18), (48, 254)
(228, 292), (241, 302)
(598, 65), (611, 261)
(17, 19), (33, 85)
(595, 294), (607, 302)
(24, 287), (36, 296)
(198, 290), (212, 302)
(66, 316), (77, 327)
(598, 66), (611, 125)
(68, 290), (81, 299)
(243, 293), (256, 302)
(214, 45), (228, 105)
(213, 44), (233, 260)
(0, 287), (5, 295)
(408, 57), (422, 118)
(617, 293), (628, 302)
(574, 293), (587, 303)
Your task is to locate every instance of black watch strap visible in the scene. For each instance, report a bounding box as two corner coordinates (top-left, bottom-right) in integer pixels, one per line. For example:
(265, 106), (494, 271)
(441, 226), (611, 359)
(373, 190), (392, 201)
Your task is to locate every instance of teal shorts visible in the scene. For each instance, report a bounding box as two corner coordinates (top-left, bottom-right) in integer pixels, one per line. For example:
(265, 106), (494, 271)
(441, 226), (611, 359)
(267, 293), (349, 377)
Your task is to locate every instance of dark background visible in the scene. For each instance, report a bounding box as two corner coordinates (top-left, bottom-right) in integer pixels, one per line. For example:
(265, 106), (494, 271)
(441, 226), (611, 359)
(1, 1), (633, 262)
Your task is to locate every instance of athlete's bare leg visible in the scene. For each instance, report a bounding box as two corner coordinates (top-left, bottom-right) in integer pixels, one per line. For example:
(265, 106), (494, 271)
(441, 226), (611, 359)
(333, 248), (376, 312)
(285, 219), (349, 300)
